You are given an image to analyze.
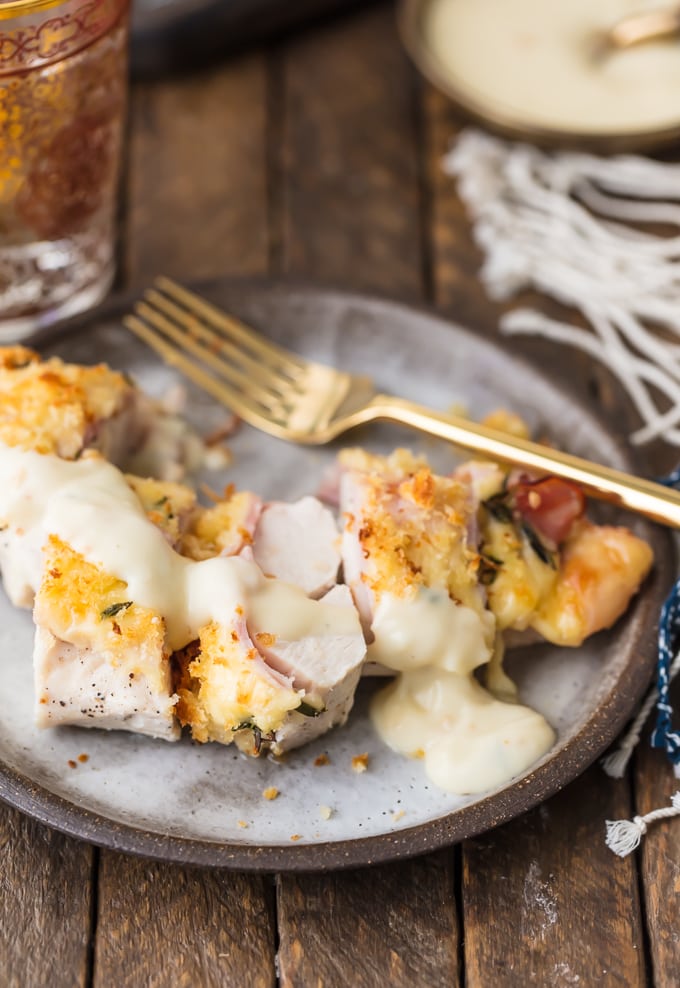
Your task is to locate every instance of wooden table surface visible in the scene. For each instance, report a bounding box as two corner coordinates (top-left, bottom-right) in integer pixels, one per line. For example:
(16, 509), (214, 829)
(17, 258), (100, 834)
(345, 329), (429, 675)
(3, 4), (680, 986)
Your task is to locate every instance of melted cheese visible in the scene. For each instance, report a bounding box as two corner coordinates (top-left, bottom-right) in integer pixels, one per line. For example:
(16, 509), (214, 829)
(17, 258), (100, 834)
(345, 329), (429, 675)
(368, 571), (555, 795)
(368, 589), (494, 675)
(0, 445), (359, 652)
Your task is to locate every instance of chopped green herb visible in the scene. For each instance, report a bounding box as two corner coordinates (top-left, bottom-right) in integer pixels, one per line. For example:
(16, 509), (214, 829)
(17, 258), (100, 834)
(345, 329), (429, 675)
(232, 720), (255, 732)
(483, 493), (514, 525)
(478, 553), (503, 586)
(231, 721), (275, 754)
(298, 701), (326, 718)
(101, 601), (133, 619)
(153, 496), (169, 508)
(521, 523), (556, 569)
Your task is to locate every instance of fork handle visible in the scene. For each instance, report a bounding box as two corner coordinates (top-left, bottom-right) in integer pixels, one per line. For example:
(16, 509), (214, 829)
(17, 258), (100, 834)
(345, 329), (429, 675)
(363, 394), (680, 529)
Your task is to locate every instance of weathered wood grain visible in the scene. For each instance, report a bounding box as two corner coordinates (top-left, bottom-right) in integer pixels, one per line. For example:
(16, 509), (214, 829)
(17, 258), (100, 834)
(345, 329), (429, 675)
(277, 3), (422, 297)
(0, 805), (93, 988)
(462, 768), (646, 987)
(277, 852), (458, 988)
(123, 56), (269, 287)
(93, 856), (276, 988)
(635, 688), (680, 987)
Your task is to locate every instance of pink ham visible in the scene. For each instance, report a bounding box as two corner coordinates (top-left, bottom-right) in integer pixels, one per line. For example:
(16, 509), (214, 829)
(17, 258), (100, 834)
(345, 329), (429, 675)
(252, 496), (341, 598)
(253, 585), (367, 752)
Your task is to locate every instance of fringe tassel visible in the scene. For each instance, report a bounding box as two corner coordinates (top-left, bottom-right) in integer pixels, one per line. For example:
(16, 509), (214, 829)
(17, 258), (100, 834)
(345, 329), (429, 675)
(444, 130), (680, 447)
(605, 792), (680, 857)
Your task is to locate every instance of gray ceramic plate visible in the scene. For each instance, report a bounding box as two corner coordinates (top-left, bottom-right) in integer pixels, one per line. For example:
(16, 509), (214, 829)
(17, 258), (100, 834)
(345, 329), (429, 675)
(0, 281), (670, 870)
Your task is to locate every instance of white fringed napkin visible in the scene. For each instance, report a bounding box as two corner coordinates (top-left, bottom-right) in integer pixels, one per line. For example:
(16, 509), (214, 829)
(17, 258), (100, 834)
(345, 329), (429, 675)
(443, 128), (680, 854)
(444, 129), (680, 447)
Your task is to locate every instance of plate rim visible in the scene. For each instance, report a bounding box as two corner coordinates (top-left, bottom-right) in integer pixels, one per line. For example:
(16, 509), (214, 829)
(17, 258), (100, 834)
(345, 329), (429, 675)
(1, 277), (672, 871)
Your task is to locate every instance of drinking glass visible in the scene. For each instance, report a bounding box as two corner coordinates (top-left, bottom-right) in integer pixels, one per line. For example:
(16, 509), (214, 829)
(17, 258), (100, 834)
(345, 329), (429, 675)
(0, 0), (129, 339)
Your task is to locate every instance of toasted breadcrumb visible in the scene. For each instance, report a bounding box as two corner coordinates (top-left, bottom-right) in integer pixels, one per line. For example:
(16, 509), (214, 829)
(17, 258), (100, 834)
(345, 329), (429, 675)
(237, 820), (248, 829)
(314, 753), (330, 767)
(392, 810), (405, 822)
(351, 753), (369, 773)
(77, 753), (89, 763)
(0, 347), (132, 457)
(263, 786), (279, 801)
(290, 834), (302, 842)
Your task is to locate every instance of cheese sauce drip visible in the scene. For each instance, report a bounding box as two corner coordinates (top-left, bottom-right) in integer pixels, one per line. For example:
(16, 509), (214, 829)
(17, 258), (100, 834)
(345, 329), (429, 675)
(369, 591), (556, 795)
(0, 446), (359, 650)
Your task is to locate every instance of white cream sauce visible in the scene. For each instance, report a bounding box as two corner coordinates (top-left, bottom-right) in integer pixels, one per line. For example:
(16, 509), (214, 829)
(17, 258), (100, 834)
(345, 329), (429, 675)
(369, 588), (555, 794)
(425, 0), (680, 134)
(0, 446), (360, 652)
(368, 589), (495, 675)
(372, 668), (555, 795)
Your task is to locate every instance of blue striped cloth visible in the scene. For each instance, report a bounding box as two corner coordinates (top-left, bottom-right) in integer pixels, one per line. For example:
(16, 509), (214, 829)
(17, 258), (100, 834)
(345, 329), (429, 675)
(651, 468), (680, 766)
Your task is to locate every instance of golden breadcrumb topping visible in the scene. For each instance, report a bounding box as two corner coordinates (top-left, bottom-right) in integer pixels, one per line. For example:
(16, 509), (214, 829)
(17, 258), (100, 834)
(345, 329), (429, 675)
(481, 408), (531, 439)
(35, 536), (168, 690)
(0, 346), (40, 370)
(173, 620), (301, 745)
(125, 475), (197, 548)
(0, 346), (131, 458)
(180, 490), (257, 560)
(341, 448), (480, 610)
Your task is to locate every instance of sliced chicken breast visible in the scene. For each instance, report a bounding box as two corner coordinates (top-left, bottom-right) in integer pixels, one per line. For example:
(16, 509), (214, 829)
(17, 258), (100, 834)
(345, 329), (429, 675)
(255, 584), (366, 752)
(173, 583), (366, 755)
(33, 536), (178, 740)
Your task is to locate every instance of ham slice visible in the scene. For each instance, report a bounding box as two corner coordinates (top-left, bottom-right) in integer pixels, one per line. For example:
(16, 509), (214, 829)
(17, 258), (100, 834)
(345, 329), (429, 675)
(256, 585), (367, 752)
(252, 496), (341, 598)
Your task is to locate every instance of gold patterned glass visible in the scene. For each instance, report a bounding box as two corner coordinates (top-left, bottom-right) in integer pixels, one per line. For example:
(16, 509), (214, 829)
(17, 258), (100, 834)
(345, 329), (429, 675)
(0, 0), (129, 339)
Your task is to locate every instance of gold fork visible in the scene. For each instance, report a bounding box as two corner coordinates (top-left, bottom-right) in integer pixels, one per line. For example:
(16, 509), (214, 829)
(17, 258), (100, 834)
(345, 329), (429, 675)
(124, 277), (680, 529)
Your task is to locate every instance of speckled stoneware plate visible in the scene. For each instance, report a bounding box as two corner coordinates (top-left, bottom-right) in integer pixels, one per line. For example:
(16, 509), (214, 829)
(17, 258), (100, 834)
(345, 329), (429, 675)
(0, 281), (670, 870)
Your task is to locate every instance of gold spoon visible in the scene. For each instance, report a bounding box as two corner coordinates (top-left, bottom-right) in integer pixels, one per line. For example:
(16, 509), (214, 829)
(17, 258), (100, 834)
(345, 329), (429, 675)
(597, 5), (680, 58)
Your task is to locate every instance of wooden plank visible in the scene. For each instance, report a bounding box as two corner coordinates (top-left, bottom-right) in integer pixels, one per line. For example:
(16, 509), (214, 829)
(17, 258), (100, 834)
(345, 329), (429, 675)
(123, 55), (269, 287)
(277, 3), (422, 297)
(275, 7), (460, 986)
(462, 768), (646, 986)
(0, 805), (93, 988)
(94, 51), (277, 988)
(94, 856), (276, 988)
(277, 853), (458, 988)
(635, 707), (680, 986)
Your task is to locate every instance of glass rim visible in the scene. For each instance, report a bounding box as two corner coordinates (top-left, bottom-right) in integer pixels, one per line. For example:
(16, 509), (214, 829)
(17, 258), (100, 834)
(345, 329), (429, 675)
(0, 0), (68, 19)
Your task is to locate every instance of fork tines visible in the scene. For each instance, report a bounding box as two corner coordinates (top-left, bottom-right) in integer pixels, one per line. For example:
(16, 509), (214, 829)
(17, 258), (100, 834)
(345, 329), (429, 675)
(123, 277), (307, 423)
